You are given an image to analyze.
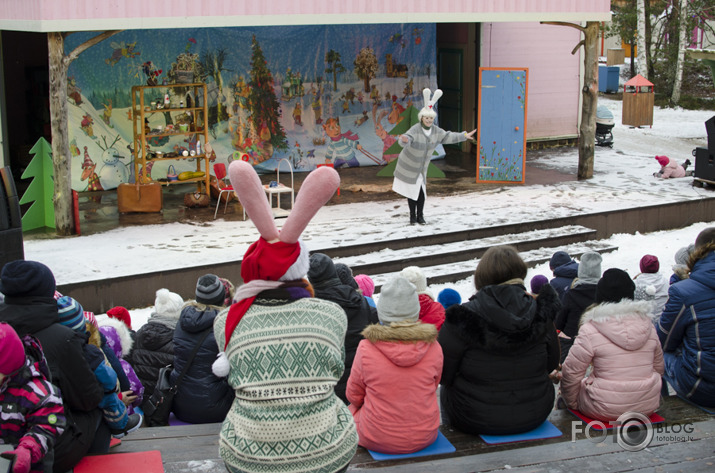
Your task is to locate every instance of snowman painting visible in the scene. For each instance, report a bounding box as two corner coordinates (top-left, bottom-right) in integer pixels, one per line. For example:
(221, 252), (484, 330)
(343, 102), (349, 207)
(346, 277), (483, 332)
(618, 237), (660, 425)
(98, 146), (130, 190)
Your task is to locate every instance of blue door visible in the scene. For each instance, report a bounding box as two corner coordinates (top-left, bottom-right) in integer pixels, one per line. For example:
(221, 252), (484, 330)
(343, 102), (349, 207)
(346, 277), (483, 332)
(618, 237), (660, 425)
(477, 68), (528, 183)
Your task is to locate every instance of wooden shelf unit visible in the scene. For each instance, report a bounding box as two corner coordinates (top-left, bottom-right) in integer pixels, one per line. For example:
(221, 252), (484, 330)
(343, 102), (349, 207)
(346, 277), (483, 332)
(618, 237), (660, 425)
(131, 83), (210, 193)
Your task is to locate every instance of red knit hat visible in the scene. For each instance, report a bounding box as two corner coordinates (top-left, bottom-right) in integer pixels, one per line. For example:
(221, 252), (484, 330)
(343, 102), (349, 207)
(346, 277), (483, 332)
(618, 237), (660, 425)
(640, 254), (660, 274)
(221, 238), (303, 350)
(241, 238), (302, 284)
(655, 156), (669, 167)
(0, 323), (25, 375)
(106, 306), (132, 330)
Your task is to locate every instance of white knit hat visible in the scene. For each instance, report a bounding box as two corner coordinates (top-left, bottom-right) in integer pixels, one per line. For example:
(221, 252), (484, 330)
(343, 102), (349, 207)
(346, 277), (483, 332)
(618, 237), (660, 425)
(400, 266), (433, 298)
(377, 276), (420, 324)
(154, 288), (184, 318)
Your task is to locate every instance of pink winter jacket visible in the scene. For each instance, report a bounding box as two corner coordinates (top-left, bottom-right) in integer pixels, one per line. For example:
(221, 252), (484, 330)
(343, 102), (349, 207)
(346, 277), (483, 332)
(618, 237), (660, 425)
(659, 158), (686, 179)
(347, 321), (443, 454)
(561, 300), (664, 421)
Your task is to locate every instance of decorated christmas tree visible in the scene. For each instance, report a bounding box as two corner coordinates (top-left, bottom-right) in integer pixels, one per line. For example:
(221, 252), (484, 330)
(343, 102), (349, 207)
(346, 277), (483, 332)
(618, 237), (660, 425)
(377, 104), (445, 178)
(20, 137), (55, 231)
(247, 35), (287, 153)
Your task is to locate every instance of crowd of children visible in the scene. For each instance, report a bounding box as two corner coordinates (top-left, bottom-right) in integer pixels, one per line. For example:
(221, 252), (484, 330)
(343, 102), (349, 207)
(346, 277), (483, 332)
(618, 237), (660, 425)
(1, 216), (713, 471)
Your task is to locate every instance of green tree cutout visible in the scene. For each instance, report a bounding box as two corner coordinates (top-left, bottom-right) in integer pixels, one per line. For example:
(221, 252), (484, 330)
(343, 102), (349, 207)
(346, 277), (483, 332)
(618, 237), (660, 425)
(20, 137), (55, 231)
(377, 104), (445, 178)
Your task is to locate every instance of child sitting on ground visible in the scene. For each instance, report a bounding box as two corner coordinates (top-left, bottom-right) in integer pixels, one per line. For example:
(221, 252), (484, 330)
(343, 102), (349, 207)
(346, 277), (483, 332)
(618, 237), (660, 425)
(560, 269), (664, 421)
(1, 323), (65, 473)
(346, 276), (443, 454)
(633, 254), (669, 320)
(57, 296), (142, 438)
(653, 155), (690, 179)
(99, 319), (144, 415)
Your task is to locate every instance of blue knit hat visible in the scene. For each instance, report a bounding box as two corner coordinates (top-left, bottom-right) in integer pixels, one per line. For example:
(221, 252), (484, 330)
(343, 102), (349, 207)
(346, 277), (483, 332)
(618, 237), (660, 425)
(57, 296), (86, 333)
(549, 251), (572, 270)
(0, 260), (56, 298)
(437, 288), (461, 309)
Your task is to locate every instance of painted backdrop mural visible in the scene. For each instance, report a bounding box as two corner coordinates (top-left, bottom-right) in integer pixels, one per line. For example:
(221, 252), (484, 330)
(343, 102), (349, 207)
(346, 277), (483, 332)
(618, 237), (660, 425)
(65, 24), (437, 191)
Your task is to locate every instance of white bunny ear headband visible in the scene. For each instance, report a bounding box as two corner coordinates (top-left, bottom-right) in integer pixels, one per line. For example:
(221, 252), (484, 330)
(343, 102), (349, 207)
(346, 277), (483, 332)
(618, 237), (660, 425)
(418, 88), (442, 119)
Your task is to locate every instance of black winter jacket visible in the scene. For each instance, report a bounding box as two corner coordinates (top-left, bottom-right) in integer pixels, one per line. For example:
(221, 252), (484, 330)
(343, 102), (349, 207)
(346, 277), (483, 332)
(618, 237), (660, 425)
(128, 313), (178, 397)
(438, 283), (561, 435)
(0, 295), (104, 467)
(555, 282), (598, 338)
(0, 296), (103, 412)
(308, 254), (373, 403)
(170, 302), (234, 424)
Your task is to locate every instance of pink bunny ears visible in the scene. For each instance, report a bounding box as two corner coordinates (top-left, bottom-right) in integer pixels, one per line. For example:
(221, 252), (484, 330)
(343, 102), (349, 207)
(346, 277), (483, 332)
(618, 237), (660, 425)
(229, 160), (340, 244)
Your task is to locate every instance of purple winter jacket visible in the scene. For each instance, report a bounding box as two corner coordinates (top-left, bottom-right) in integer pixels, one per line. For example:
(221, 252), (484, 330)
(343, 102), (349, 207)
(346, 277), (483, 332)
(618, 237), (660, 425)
(99, 318), (144, 413)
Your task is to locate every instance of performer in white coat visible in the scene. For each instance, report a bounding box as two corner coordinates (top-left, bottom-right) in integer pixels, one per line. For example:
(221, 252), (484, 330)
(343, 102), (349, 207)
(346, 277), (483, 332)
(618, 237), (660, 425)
(392, 88), (476, 225)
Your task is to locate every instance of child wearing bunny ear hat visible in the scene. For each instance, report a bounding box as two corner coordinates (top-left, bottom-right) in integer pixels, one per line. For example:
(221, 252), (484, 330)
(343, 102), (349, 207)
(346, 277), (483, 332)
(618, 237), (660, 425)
(393, 88), (476, 225)
(212, 161), (358, 473)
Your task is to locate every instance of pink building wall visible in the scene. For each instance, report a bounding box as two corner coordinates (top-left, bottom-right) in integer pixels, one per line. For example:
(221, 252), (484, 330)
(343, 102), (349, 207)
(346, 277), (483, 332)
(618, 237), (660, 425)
(482, 22), (582, 140)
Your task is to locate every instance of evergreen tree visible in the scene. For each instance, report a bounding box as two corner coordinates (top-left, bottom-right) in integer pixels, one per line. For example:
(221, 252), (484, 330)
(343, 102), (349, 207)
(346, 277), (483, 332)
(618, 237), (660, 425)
(325, 49), (345, 92)
(20, 137), (55, 231)
(247, 35), (287, 151)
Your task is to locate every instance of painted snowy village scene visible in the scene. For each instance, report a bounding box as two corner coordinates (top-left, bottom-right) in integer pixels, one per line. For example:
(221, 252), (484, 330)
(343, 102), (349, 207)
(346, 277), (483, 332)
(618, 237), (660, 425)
(64, 24), (442, 191)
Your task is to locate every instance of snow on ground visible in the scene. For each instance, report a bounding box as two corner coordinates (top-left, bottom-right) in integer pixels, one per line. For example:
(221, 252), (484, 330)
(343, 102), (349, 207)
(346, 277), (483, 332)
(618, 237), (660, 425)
(25, 97), (715, 329)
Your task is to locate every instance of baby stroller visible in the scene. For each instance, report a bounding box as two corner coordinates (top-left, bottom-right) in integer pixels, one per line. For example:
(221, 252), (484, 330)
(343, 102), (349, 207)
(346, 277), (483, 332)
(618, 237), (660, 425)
(595, 105), (614, 148)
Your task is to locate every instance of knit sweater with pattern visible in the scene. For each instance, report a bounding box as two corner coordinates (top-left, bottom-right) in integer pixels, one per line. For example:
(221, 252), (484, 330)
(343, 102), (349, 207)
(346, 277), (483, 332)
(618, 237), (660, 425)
(214, 297), (358, 473)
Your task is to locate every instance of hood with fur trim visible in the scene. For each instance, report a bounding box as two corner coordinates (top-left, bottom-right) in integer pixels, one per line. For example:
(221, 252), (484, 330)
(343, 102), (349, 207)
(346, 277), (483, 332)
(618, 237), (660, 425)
(361, 321), (438, 367)
(99, 317), (134, 358)
(580, 299), (655, 351)
(445, 283), (560, 353)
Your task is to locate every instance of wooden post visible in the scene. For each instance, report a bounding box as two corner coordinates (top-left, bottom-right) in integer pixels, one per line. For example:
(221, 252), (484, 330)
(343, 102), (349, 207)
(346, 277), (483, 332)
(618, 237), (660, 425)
(47, 32), (73, 236)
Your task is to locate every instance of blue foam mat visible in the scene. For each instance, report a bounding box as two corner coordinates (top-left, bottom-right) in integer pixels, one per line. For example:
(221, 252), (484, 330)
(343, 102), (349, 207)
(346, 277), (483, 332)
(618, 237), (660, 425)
(367, 431), (455, 460)
(479, 420), (562, 445)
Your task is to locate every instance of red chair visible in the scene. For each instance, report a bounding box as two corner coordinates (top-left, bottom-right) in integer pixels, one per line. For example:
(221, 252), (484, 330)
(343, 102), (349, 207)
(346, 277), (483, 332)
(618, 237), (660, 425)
(213, 163), (244, 220)
(316, 163), (340, 196)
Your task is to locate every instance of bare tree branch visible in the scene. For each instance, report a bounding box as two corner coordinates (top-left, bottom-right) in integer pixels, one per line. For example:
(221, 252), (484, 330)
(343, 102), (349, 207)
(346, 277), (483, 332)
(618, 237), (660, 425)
(571, 40), (585, 55)
(541, 21), (586, 33)
(66, 30), (122, 64)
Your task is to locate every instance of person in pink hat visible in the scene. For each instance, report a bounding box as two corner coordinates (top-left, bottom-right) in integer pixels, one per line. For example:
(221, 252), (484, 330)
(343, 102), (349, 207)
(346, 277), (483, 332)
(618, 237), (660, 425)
(1, 322), (66, 473)
(653, 155), (687, 179)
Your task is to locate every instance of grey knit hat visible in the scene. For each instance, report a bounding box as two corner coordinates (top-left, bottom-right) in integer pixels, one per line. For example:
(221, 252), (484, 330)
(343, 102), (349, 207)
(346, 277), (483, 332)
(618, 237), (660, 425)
(578, 251), (602, 280)
(377, 276), (420, 324)
(196, 274), (225, 306)
(674, 244), (695, 265)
